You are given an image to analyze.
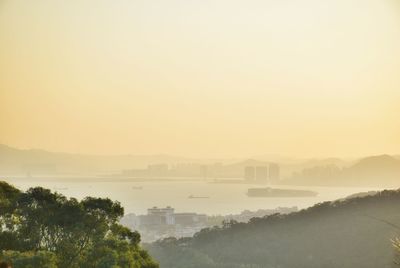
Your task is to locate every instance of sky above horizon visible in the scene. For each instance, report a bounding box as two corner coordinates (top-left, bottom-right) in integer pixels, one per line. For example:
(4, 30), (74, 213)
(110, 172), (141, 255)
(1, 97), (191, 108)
(0, 0), (399, 158)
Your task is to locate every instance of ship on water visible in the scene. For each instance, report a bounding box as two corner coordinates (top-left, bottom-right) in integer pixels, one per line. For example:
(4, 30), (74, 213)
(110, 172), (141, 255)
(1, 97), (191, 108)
(188, 195), (210, 199)
(132, 186), (143, 190)
(247, 187), (317, 198)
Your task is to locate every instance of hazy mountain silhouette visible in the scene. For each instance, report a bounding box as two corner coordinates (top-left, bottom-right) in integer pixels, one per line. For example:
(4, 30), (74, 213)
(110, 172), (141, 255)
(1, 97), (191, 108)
(0, 144), (196, 175)
(349, 155), (400, 171)
(1, 145), (398, 186)
(286, 154), (400, 187)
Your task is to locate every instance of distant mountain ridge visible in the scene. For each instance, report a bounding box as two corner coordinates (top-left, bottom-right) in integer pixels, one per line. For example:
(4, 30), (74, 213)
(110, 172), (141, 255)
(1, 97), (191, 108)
(0, 144), (198, 175)
(1, 144), (399, 186)
(351, 154), (400, 170)
(286, 154), (400, 187)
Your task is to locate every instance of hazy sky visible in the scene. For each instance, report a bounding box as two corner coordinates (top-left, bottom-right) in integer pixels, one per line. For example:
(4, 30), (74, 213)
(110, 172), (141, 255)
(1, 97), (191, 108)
(0, 0), (399, 158)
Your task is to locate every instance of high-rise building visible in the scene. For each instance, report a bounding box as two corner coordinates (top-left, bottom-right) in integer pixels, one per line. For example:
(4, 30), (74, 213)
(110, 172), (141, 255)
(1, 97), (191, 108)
(269, 163), (280, 184)
(148, 164), (169, 177)
(244, 166), (256, 181)
(255, 166), (268, 182)
(146, 206), (175, 225)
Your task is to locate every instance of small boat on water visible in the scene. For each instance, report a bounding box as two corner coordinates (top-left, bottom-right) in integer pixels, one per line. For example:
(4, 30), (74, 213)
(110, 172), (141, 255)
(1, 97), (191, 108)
(132, 186), (143, 190)
(188, 195), (210, 199)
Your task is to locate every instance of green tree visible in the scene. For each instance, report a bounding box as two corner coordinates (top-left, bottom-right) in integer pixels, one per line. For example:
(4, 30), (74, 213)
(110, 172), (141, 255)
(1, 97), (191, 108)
(1, 251), (57, 268)
(0, 181), (158, 268)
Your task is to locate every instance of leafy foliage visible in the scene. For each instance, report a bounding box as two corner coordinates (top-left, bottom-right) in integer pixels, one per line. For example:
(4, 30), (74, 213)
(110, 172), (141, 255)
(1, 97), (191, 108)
(0, 181), (158, 268)
(1, 251), (57, 268)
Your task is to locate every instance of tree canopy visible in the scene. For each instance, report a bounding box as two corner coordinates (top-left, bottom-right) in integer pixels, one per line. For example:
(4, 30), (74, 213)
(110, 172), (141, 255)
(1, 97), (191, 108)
(0, 181), (158, 268)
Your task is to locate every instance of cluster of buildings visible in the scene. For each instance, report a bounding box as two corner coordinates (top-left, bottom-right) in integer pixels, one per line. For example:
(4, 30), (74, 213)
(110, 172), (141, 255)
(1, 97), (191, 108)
(121, 163), (222, 178)
(121, 206), (208, 242)
(244, 163), (280, 183)
(121, 204), (296, 242)
(120, 162), (281, 183)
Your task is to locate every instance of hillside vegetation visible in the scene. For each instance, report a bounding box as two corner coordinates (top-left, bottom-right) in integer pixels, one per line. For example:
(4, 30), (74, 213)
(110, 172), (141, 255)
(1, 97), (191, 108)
(149, 189), (400, 268)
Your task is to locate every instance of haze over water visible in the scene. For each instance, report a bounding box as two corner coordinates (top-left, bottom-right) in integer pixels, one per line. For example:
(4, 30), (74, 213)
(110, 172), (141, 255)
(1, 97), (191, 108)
(4, 177), (383, 215)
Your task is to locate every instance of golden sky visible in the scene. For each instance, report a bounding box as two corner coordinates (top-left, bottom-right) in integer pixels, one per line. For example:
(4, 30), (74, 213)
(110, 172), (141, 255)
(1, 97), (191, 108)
(0, 0), (399, 158)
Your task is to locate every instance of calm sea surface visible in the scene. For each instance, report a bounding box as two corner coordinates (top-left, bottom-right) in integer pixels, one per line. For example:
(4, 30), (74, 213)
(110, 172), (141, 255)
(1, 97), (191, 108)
(4, 177), (386, 215)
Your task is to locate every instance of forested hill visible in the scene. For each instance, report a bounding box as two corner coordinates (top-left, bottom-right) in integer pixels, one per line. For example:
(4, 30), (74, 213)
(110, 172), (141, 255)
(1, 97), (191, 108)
(149, 189), (400, 268)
